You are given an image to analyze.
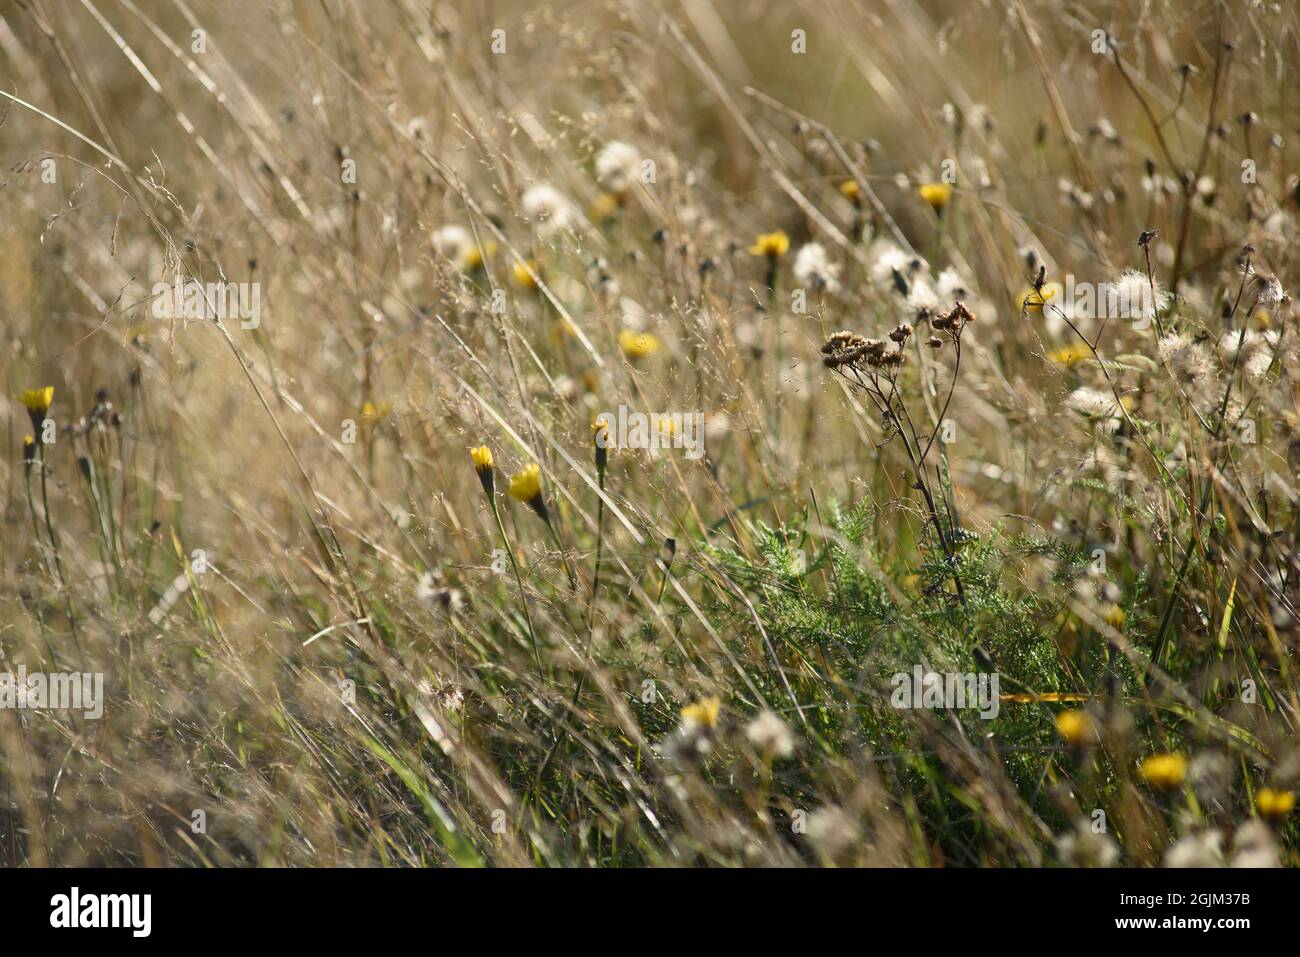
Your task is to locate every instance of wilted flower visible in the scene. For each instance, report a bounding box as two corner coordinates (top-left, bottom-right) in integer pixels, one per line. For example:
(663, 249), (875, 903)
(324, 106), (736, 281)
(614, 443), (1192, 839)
(1249, 271), (1285, 308)
(436, 683), (466, 713)
(593, 416), (611, 473)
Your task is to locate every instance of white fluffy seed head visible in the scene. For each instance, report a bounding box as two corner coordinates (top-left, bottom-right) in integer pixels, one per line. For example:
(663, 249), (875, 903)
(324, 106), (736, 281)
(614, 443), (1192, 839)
(595, 140), (641, 192)
(793, 242), (840, 292)
(521, 184), (574, 235)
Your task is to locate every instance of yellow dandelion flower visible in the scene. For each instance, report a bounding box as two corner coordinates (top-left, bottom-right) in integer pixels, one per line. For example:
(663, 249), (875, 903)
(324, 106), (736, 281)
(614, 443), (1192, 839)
(22, 434), (36, 469)
(1019, 282), (1061, 315)
(681, 696), (721, 730)
(20, 386), (54, 432)
(21, 387), (54, 413)
(1055, 709), (1094, 746)
(470, 445), (495, 495)
(919, 182), (953, 212)
(1139, 752), (1188, 790)
(748, 230), (790, 258)
(1101, 603), (1126, 629)
(513, 259), (540, 288)
(590, 192), (619, 223)
(462, 240), (496, 271)
(507, 462), (543, 505)
(619, 328), (660, 359)
(839, 179), (861, 202)
(1049, 344), (1091, 368)
(1256, 787), (1295, 821)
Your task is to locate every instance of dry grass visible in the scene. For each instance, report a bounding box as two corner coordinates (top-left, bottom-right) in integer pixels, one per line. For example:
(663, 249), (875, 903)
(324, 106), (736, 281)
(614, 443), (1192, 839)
(0, 0), (1296, 866)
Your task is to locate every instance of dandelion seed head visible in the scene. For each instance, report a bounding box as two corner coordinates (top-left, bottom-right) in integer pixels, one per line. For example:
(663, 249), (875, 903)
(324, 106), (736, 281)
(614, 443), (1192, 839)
(745, 710), (794, 758)
(595, 140), (641, 193)
(521, 183), (574, 235)
(793, 242), (840, 292)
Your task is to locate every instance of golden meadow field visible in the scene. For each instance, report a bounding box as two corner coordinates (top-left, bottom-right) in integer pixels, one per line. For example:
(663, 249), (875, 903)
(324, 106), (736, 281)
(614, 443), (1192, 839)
(0, 0), (1296, 866)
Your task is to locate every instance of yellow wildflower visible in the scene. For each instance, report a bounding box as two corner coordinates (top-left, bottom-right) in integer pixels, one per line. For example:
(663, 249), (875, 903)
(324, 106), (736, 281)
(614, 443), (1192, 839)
(1019, 282), (1061, 315)
(1049, 344), (1091, 368)
(1055, 709), (1094, 746)
(1101, 603), (1126, 629)
(839, 180), (861, 203)
(619, 329), (660, 359)
(590, 192), (619, 223)
(21, 387), (53, 413)
(507, 462), (543, 506)
(1139, 752), (1188, 790)
(748, 230), (790, 258)
(21, 387), (54, 431)
(470, 445), (495, 495)
(513, 259), (540, 288)
(681, 696), (721, 730)
(1256, 787), (1295, 821)
(919, 182), (953, 212)
(462, 240), (496, 271)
